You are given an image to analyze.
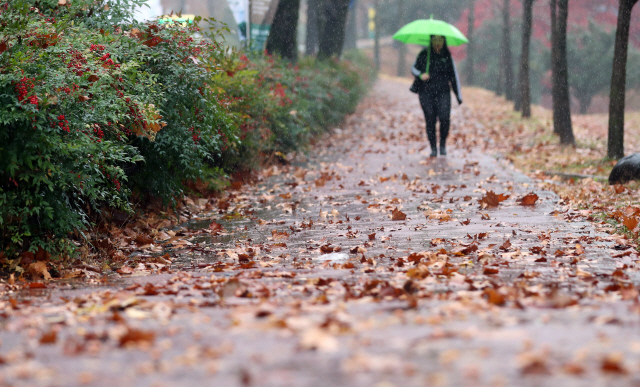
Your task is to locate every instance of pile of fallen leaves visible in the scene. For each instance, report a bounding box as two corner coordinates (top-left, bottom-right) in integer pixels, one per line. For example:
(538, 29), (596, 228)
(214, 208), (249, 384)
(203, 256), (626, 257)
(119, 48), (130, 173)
(462, 86), (640, 248)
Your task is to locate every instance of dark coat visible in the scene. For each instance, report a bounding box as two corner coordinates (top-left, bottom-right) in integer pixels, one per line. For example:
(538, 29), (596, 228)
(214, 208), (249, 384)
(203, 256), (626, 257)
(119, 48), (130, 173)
(410, 48), (462, 104)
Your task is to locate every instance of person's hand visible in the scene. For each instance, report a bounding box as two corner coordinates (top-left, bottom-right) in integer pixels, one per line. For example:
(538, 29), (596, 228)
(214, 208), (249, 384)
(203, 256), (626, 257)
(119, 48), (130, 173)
(420, 73), (430, 81)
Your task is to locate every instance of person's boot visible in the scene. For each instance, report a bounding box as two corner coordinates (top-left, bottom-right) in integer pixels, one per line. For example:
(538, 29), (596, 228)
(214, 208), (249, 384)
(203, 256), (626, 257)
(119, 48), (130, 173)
(430, 144), (438, 158)
(439, 144), (447, 156)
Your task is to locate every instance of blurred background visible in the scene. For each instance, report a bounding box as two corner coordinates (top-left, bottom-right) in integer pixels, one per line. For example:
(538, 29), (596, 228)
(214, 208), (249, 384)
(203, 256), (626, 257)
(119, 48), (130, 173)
(145, 0), (640, 114)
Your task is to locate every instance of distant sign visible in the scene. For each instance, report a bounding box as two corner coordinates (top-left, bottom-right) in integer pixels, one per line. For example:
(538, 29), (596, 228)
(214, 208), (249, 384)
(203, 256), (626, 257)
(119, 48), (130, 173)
(158, 14), (196, 26)
(249, 0), (280, 51)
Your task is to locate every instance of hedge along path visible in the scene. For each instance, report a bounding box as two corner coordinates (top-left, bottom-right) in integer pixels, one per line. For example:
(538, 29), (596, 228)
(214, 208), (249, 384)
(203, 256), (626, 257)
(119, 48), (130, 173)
(1, 77), (639, 386)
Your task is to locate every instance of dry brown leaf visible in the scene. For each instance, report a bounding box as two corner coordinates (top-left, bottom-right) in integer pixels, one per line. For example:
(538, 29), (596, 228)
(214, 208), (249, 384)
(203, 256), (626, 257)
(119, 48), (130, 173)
(209, 221), (224, 233)
(499, 239), (512, 251)
(601, 353), (627, 374)
(391, 208), (406, 221)
(40, 330), (57, 344)
(117, 266), (134, 275)
(483, 288), (505, 306)
(135, 234), (153, 245)
(483, 266), (499, 275)
(119, 327), (155, 347)
(622, 216), (638, 231)
(479, 191), (509, 208)
(518, 193), (539, 206)
(28, 261), (52, 280)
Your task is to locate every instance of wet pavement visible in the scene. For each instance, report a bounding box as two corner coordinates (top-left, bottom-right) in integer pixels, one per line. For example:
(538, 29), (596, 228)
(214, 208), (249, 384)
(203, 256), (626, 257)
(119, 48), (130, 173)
(1, 78), (640, 387)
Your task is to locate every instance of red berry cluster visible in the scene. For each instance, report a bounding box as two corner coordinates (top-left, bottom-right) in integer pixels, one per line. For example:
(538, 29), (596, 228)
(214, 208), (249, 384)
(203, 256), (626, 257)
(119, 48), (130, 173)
(97, 165), (121, 191)
(93, 124), (104, 141)
(270, 83), (292, 107)
(14, 77), (38, 107)
(127, 101), (147, 130)
(217, 129), (230, 150)
(188, 126), (200, 144)
(99, 52), (120, 68)
(66, 49), (89, 76)
(57, 114), (70, 133)
(90, 44), (105, 52)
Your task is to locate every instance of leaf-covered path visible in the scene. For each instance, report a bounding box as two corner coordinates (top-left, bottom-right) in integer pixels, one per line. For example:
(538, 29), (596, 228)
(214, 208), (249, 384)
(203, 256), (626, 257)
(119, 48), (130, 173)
(2, 78), (640, 387)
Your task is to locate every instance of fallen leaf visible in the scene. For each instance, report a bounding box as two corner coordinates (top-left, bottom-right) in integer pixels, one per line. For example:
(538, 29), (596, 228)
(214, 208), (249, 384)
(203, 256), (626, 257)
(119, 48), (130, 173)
(118, 327), (155, 347)
(601, 353), (627, 374)
(622, 216), (637, 231)
(391, 208), (406, 221)
(209, 221), (224, 233)
(518, 193), (539, 206)
(28, 261), (52, 280)
(483, 267), (499, 275)
(483, 288), (505, 306)
(117, 266), (134, 274)
(479, 191), (509, 208)
(40, 330), (57, 344)
(614, 184), (626, 194)
(135, 234), (153, 245)
(499, 239), (512, 251)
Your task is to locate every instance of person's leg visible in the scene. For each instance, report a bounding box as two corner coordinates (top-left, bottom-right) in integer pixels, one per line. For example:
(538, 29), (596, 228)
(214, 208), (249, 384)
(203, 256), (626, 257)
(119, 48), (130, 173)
(437, 92), (451, 155)
(419, 92), (438, 157)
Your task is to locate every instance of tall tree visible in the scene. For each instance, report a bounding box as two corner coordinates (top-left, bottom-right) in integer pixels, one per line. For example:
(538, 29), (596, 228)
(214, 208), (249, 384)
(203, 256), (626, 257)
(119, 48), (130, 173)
(515, 0), (535, 117)
(343, 0), (358, 51)
(396, 0), (406, 76)
(266, 0), (301, 61)
(607, 0), (639, 159)
(317, 0), (351, 59)
(550, 0), (574, 145)
(373, 0), (380, 70)
(550, 0), (559, 134)
(465, 0), (476, 85)
(501, 0), (515, 100)
(306, 0), (322, 55)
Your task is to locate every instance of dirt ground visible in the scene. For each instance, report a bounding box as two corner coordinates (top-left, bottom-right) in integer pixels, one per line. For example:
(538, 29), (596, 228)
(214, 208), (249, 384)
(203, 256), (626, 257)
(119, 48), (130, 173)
(1, 78), (640, 387)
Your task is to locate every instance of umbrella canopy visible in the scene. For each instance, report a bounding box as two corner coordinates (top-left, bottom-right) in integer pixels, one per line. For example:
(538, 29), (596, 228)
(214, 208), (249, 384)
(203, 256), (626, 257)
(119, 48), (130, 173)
(393, 17), (469, 47)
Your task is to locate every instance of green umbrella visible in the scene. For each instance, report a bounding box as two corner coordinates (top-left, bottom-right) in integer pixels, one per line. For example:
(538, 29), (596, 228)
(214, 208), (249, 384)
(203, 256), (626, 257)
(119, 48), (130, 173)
(393, 16), (469, 47)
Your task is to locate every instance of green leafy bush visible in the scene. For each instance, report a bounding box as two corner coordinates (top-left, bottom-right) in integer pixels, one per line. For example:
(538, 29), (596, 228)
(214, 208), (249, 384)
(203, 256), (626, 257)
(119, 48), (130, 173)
(212, 50), (375, 169)
(0, 0), (374, 264)
(123, 22), (236, 202)
(0, 1), (161, 256)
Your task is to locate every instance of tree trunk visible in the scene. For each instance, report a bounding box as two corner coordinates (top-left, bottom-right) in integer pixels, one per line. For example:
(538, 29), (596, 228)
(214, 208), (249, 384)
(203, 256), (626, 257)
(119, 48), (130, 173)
(578, 94), (592, 114)
(516, 0), (534, 117)
(317, 0), (351, 59)
(396, 0), (406, 76)
(305, 0), (321, 55)
(465, 0), (475, 85)
(343, 0), (357, 51)
(496, 54), (504, 96)
(373, 0), (380, 70)
(266, 0), (300, 61)
(550, 0), (560, 134)
(553, 0), (575, 145)
(501, 0), (515, 100)
(607, 0), (639, 159)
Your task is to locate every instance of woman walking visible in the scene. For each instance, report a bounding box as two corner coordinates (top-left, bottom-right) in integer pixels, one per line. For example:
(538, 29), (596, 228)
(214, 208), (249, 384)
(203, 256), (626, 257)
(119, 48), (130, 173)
(410, 35), (463, 157)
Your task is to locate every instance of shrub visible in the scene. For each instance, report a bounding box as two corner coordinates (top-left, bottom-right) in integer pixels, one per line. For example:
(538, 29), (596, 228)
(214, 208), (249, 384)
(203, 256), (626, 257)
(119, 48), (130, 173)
(0, 0), (374, 266)
(0, 0), (161, 257)
(123, 22), (237, 202)
(212, 50), (375, 169)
